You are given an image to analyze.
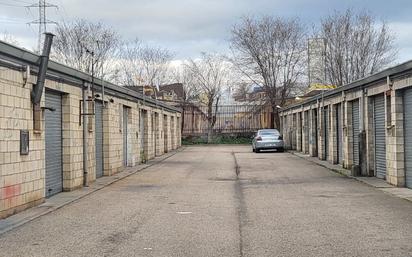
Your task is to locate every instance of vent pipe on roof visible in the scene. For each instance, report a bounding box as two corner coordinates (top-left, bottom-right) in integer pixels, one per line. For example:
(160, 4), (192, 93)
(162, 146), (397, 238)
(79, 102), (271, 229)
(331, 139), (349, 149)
(31, 33), (54, 104)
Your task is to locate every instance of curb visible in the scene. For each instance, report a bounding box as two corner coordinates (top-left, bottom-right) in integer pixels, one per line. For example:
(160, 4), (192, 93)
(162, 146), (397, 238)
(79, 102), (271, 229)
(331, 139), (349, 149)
(0, 147), (184, 236)
(288, 151), (412, 204)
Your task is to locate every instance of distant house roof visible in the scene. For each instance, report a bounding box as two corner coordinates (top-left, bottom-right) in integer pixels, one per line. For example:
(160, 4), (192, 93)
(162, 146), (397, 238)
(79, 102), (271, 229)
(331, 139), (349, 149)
(159, 83), (184, 99)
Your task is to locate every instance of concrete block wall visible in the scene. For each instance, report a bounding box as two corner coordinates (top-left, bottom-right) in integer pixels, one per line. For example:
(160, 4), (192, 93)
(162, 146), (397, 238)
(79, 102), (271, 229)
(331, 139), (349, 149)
(280, 70), (412, 189)
(0, 64), (181, 219)
(0, 69), (44, 218)
(386, 91), (405, 186)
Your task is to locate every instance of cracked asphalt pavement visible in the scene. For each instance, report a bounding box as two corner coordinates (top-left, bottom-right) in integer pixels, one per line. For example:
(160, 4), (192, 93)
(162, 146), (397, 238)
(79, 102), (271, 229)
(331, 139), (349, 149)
(1, 145), (412, 257)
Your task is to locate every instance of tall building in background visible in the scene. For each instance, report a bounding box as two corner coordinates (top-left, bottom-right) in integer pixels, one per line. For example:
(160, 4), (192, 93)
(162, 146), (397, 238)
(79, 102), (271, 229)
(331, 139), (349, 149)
(307, 38), (334, 91)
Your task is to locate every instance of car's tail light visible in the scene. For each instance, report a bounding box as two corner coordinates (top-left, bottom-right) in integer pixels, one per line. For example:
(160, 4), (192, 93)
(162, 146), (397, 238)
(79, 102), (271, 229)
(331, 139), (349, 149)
(278, 135), (283, 140)
(256, 136), (262, 141)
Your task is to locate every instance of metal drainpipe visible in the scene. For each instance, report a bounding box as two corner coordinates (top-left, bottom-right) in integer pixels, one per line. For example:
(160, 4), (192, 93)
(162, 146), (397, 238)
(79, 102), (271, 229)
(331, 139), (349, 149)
(31, 33), (54, 104)
(82, 82), (89, 187)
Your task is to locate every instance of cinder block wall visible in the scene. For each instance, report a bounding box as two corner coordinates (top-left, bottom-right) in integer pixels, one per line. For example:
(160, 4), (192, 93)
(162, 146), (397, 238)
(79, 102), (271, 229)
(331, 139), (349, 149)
(0, 65), (181, 219)
(0, 69), (44, 218)
(280, 72), (412, 189)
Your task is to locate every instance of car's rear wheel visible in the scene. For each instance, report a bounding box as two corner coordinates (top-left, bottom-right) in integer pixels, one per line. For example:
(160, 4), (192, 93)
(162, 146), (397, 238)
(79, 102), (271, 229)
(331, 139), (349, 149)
(278, 147), (284, 152)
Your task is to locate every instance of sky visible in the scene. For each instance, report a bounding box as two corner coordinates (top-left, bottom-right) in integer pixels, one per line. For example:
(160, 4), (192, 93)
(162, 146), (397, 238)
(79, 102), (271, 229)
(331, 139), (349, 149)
(1, 0), (412, 63)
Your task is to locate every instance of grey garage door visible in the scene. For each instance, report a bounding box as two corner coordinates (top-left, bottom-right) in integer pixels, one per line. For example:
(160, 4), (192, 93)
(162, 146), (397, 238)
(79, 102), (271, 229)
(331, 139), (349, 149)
(163, 114), (168, 152)
(336, 103), (343, 164)
(404, 88), (412, 188)
(45, 90), (63, 197)
(140, 110), (145, 154)
(314, 109), (318, 157)
(304, 111), (309, 153)
(374, 94), (386, 179)
(95, 101), (104, 178)
(352, 100), (360, 166)
(324, 106), (329, 160)
(123, 107), (128, 166)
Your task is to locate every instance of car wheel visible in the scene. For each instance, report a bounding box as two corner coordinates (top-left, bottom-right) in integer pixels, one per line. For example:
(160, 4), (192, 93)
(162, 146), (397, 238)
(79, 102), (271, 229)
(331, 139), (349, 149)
(278, 147), (284, 153)
(252, 148), (255, 152)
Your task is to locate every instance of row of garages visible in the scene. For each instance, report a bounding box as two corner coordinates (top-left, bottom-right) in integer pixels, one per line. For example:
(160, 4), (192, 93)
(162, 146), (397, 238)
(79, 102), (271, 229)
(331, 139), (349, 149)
(0, 41), (181, 218)
(280, 61), (412, 189)
(43, 90), (180, 198)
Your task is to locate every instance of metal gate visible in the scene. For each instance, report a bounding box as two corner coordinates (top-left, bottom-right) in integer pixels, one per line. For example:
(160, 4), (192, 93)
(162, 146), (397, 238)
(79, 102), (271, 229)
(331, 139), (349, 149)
(123, 107), (128, 166)
(304, 111), (309, 153)
(323, 106), (329, 160)
(95, 101), (104, 178)
(45, 90), (63, 197)
(336, 104), (343, 164)
(352, 100), (360, 166)
(404, 88), (412, 188)
(374, 94), (386, 179)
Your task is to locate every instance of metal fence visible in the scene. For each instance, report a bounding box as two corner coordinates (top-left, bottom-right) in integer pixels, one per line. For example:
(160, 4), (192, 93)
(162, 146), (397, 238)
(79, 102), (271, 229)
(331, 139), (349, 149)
(182, 104), (273, 136)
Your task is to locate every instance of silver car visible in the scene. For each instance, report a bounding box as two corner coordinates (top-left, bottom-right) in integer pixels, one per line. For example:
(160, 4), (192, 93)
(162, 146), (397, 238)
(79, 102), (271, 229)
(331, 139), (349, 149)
(252, 129), (284, 153)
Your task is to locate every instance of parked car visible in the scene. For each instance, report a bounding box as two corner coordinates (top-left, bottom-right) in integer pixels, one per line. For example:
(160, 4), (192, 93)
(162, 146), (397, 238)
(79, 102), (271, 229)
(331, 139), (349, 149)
(252, 129), (284, 153)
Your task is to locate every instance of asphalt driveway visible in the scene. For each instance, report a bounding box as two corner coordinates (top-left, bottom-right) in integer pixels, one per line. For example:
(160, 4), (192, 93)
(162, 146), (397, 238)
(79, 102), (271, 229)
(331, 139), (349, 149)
(0, 145), (411, 257)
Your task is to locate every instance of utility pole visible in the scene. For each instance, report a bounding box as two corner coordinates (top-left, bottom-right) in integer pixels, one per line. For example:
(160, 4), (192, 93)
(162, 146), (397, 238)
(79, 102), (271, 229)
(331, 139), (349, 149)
(27, 0), (58, 53)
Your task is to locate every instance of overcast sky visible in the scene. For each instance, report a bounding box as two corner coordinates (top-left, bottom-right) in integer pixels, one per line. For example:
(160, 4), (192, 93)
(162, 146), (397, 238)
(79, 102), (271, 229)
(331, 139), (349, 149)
(1, 0), (412, 63)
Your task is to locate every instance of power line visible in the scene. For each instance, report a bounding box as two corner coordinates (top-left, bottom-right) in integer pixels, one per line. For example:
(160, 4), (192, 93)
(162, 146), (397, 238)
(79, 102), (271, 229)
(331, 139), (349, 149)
(26, 0), (57, 52)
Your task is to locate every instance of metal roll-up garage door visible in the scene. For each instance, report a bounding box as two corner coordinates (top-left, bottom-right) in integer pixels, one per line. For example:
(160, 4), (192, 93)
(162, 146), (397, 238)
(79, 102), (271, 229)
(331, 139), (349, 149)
(352, 100), (360, 166)
(324, 106), (329, 160)
(45, 90), (63, 197)
(163, 114), (167, 152)
(123, 107), (128, 166)
(374, 94), (386, 179)
(314, 109), (318, 156)
(95, 101), (104, 178)
(336, 104), (343, 164)
(299, 112), (303, 151)
(140, 111), (145, 154)
(404, 88), (412, 188)
(304, 111), (309, 153)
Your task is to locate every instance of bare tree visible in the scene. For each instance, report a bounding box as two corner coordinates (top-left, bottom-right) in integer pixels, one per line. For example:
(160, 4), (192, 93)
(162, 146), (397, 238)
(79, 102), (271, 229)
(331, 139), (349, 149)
(230, 16), (306, 129)
(52, 19), (120, 78)
(232, 82), (251, 101)
(320, 9), (397, 86)
(185, 53), (232, 143)
(115, 39), (173, 91)
(168, 63), (199, 102)
(1, 31), (19, 46)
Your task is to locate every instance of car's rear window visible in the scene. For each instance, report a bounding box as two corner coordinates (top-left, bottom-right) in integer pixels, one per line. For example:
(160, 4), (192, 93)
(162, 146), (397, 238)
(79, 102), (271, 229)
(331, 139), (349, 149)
(259, 131), (279, 136)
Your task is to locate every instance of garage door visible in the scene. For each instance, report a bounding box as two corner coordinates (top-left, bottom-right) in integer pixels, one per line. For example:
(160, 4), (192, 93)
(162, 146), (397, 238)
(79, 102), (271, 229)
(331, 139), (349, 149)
(324, 106), (329, 160)
(95, 101), (104, 178)
(313, 109), (318, 157)
(404, 88), (412, 188)
(163, 114), (167, 152)
(352, 100), (360, 166)
(45, 90), (63, 197)
(140, 110), (145, 154)
(123, 107), (128, 166)
(336, 103), (343, 164)
(374, 94), (386, 179)
(304, 111), (309, 153)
